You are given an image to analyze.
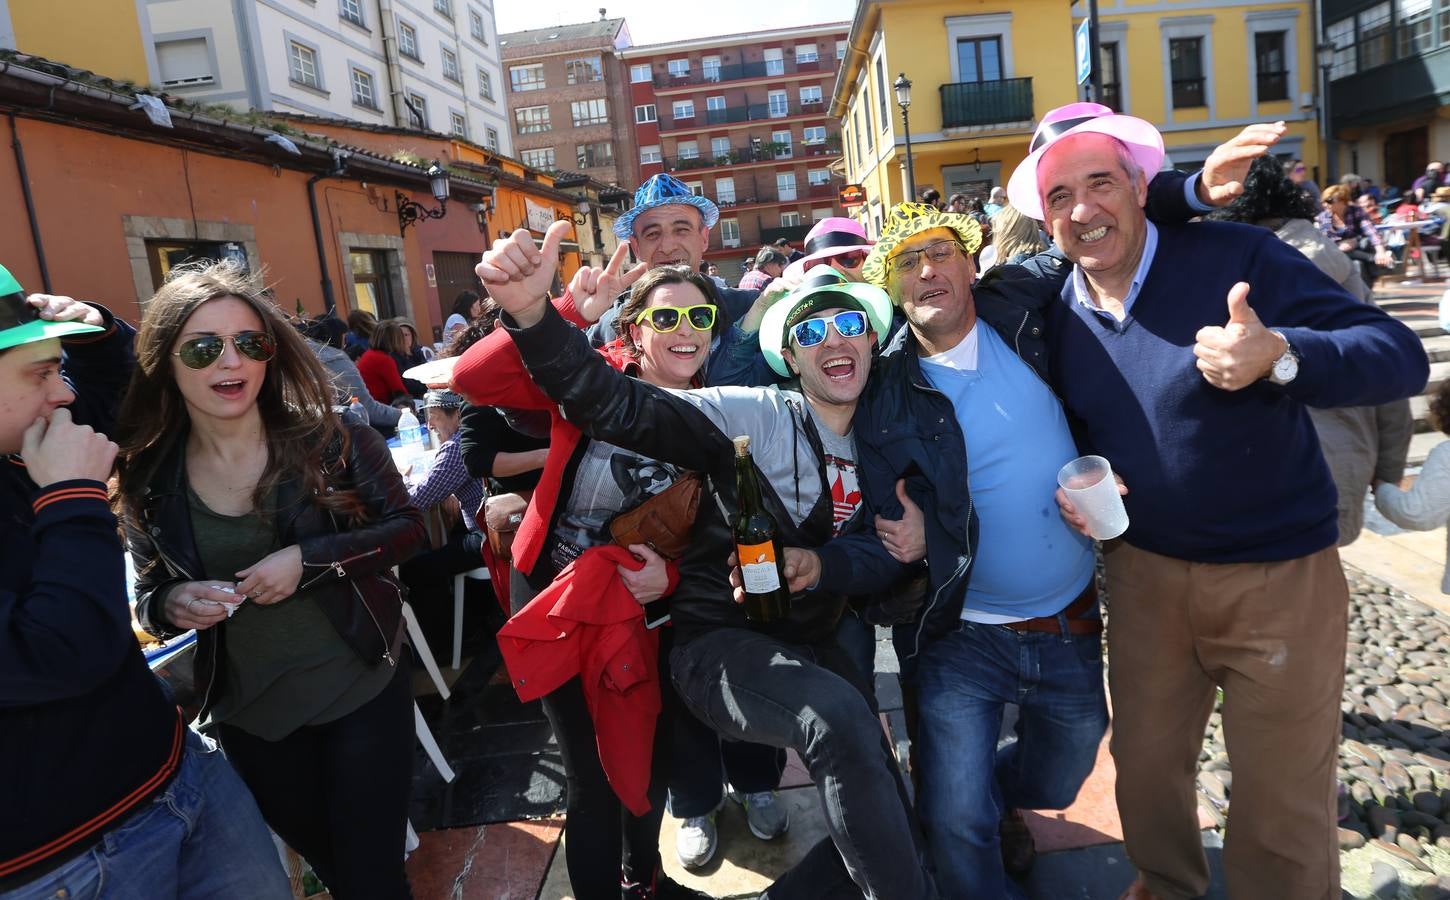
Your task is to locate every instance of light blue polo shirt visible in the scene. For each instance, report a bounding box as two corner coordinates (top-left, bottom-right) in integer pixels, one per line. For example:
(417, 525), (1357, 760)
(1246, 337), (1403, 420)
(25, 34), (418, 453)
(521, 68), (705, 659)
(919, 324), (1094, 621)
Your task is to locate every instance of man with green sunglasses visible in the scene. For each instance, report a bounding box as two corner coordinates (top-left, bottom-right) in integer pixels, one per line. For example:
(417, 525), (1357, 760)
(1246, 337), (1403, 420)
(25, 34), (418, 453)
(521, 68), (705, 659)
(0, 263), (290, 895)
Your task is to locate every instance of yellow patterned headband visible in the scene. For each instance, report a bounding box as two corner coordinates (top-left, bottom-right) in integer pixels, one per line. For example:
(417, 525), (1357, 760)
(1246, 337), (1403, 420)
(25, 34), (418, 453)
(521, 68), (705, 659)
(861, 203), (983, 290)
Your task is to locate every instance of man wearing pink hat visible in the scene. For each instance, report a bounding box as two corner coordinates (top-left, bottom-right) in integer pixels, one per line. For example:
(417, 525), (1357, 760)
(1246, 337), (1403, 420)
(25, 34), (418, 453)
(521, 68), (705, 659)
(1015, 103), (1429, 900)
(783, 218), (876, 284)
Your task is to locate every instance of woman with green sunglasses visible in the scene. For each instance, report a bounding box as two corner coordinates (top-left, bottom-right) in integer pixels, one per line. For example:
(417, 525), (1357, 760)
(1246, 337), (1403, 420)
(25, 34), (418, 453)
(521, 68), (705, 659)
(115, 260), (427, 899)
(451, 264), (727, 899)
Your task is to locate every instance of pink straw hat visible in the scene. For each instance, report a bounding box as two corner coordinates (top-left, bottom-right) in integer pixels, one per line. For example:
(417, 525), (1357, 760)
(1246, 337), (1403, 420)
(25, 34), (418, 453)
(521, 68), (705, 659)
(1005, 102), (1165, 220)
(783, 217), (875, 282)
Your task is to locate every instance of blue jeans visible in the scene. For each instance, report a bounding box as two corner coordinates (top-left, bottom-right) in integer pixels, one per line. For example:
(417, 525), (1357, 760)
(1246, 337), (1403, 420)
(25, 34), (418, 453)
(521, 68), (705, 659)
(915, 618), (1108, 900)
(5, 728), (290, 900)
(835, 607), (877, 682)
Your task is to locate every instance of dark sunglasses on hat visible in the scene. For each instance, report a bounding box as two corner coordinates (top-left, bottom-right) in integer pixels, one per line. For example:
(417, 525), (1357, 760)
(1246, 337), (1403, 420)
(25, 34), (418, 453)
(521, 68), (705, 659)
(633, 304), (717, 333)
(790, 310), (868, 348)
(173, 331), (277, 369)
(833, 251), (868, 268)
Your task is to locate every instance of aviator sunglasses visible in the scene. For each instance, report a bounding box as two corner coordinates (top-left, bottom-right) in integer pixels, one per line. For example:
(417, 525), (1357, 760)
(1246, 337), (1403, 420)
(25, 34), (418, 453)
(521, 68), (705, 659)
(634, 304), (717, 333)
(790, 310), (868, 348)
(173, 331), (277, 369)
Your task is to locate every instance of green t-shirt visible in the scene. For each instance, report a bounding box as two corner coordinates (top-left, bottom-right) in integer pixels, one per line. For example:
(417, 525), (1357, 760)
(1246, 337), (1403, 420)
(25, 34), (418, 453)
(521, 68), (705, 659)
(191, 486), (393, 740)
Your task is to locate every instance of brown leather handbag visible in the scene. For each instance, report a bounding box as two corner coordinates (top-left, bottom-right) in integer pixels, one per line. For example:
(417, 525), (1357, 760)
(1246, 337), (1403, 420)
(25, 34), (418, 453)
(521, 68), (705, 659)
(483, 489), (533, 563)
(608, 472), (703, 560)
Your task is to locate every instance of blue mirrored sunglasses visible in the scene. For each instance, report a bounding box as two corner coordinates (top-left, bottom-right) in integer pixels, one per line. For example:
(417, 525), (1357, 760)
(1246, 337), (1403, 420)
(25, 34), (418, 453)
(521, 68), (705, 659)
(790, 310), (868, 348)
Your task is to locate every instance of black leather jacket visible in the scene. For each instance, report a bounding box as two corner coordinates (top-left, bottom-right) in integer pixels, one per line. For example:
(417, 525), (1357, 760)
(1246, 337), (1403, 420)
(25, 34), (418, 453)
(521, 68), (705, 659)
(129, 422), (426, 719)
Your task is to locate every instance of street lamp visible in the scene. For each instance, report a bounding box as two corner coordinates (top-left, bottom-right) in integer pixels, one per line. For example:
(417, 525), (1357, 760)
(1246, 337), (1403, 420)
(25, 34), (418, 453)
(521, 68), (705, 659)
(1316, 42), (1336, 184)
(894, 73), (917, 202)
(396, 161), (451, 233)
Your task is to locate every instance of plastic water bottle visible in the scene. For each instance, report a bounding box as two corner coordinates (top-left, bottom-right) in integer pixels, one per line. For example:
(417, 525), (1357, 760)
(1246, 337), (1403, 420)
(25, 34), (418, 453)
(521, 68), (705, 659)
(396, 406), (428, 476)
(347, 395), (366, 425)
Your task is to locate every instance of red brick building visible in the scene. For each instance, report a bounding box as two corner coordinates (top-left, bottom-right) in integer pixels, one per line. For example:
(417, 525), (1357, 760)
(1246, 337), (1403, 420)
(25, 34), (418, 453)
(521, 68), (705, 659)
(622, 24), (850, 280)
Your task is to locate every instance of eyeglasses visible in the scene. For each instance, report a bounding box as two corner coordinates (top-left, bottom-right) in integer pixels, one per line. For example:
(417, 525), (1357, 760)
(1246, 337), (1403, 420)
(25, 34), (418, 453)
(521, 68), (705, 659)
(173, 331), (277, 369)
(1293, 165), (1307, 173)
(832, 251), (868, 269)
(634, 304), (717, 333)
(790, 310), (868, 348)
(888, 240), (965, 276)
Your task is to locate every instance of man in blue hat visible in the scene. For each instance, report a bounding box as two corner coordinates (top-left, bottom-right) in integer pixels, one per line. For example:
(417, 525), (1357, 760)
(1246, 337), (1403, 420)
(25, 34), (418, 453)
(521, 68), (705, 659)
(0, 266), (289, 896)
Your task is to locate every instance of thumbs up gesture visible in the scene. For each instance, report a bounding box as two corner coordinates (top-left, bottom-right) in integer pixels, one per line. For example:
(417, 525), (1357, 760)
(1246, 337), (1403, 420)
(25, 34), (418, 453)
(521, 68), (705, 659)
(474, 220), (572, 328)
(1192, 282), (1289, 391)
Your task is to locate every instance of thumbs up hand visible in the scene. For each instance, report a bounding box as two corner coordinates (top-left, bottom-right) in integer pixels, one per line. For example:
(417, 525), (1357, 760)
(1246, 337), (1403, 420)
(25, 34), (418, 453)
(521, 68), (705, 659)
(474, 220), (572, 328)
(1192, 282), (1289, 391)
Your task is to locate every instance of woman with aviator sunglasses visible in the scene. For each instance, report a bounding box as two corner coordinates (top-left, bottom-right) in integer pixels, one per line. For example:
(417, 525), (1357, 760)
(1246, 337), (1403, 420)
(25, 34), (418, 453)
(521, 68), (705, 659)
(452, 265), (720, 899)
(117, 260), (427, 899)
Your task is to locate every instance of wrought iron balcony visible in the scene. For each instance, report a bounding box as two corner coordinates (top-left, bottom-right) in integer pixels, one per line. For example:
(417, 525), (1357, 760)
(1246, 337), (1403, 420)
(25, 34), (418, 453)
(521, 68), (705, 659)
(939, 77), (1034, 129)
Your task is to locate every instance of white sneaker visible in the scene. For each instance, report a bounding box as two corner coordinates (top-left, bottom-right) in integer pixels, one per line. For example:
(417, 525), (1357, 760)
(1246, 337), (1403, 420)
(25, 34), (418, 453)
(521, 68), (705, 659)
(675, 811), (718, 869)
(731, 789), (789, 841)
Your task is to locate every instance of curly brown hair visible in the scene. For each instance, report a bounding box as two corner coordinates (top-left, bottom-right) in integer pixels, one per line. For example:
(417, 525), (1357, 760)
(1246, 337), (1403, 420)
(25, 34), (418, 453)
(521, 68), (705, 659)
(617, 265), (723, 359)
(114, 259), (371, 526)
(1431, 379), (1450, 437)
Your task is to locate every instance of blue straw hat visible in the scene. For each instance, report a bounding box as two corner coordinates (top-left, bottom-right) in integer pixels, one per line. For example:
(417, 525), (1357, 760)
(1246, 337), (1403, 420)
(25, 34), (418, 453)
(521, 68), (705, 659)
(612, 174), (720, 239)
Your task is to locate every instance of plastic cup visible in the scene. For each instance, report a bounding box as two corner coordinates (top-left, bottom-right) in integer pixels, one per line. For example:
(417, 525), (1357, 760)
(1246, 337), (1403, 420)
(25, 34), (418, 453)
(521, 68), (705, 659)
(1056, 455), (1129, 541)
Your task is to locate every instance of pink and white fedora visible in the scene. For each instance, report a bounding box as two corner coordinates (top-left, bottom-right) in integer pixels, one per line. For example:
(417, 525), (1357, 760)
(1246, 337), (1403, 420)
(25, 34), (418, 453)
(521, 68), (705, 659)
(783, 217), (875, 282)
(1005, 102), (1165, 220)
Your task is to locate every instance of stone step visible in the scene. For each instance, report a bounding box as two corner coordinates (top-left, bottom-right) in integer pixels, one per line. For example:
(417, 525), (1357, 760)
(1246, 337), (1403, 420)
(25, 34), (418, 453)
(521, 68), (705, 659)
(1413, 394), (1431, 431)
(1409, 430), (1446, 468)
(1429, 360), (1450, 393)
(1425, 334), (1450, 364)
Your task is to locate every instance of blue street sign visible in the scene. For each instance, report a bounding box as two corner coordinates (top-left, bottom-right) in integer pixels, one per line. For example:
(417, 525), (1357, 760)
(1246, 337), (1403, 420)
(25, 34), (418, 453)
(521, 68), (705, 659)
(1075, 19), (1092, 85)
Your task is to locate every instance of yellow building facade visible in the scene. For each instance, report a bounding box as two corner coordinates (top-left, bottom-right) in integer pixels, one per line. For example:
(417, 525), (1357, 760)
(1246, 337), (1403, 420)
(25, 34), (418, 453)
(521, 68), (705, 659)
(833, 0), (1323, 235)
(2, 0), (154, 84)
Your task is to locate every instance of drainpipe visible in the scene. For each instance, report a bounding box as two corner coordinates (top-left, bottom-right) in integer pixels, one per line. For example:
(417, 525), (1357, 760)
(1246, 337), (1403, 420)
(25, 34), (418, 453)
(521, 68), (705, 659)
(308, 150), (349, 314)
(7, 114), (51, 293)
(376, 0), (408, 126)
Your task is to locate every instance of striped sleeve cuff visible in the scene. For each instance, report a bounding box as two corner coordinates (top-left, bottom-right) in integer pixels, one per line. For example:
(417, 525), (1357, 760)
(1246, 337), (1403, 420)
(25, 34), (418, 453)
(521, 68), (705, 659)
(32, 480), (110, 516)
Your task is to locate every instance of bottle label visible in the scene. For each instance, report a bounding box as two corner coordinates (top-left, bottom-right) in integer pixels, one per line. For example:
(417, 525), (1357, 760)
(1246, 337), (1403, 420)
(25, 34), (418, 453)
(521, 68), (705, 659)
(737, 541), (782, 593)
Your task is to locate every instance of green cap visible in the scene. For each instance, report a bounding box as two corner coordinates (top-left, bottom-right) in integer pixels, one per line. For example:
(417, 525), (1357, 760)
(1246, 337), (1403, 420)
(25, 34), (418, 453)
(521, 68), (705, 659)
(0, 263), (106, 351)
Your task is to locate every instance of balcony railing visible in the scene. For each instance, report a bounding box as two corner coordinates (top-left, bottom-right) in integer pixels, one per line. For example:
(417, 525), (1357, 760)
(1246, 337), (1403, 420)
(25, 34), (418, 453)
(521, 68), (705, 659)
(939, 77), (1034, 129)
(760, 224), (812, 244)
(661, 138), (840, 173)
(654, 59), (829, 89)
(660, 100), (828, 131)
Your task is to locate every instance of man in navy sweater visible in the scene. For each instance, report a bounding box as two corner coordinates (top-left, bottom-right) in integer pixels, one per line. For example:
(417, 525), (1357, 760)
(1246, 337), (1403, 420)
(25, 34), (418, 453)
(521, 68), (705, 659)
(1008, 105), (1429, 899)
(0, 265), (287, 897)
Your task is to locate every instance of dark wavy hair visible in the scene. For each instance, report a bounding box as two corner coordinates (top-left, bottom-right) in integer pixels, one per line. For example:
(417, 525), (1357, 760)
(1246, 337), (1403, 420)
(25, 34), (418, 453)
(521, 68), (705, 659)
(1432, 379), (1450, 437)
(114, 259), (371, 526)
(451, 290), (481, 321)
(1207, 156), (1320, 225)
(618, 265), (724, 359)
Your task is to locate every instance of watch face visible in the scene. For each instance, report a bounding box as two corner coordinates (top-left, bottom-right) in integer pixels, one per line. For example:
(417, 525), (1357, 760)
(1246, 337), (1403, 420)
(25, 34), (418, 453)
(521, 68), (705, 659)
(1273, 354), (1299, 382)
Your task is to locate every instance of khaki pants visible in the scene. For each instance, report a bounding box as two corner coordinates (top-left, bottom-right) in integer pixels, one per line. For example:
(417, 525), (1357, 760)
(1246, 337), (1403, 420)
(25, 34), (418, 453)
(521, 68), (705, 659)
(1105, 542), (1347, 900)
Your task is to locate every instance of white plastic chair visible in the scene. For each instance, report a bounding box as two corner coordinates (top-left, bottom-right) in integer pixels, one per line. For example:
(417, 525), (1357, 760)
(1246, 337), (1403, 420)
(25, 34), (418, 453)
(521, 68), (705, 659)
(401, 601), (449, 701)
(398, 601), (456, 783)
(451, 567), (491, 670)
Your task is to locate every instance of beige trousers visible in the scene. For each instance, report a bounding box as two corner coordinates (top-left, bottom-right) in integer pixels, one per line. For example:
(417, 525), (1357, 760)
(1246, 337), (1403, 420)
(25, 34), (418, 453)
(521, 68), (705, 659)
(1104, 542), (1347, 900)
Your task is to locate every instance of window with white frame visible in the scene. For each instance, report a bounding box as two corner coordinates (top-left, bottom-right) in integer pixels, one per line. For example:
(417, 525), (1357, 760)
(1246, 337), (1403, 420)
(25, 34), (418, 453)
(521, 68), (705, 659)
(686, 181), (704, 197)
(567, 55), (604, 84)
(837, 40), (848, 60)
(795, 44), (819, 64)
(485, 127), (499, 152)
(434, 0), (452, 18)
(780, 211), (801, 227)
(640, 144), (662, 164)
(571, 98), (608, 127)
(630, 63), (652, 82)
(715, 176), (736, 204)
(514, 105), (550, 133)
(1326, 17), (1356, 78)
(673, 99), (695, 120)
(340, 0), (364, 27)
(703, 55), (721, 81)
(577, 141), (613, 168)
(803, 125), (826, 145)
(721, 218), (740, 247)
(450, 111), (466, 137)
(677, 140), (699, 160)
(808, 168), (831, 186)
(408, 92), (429, 128)
(442, 47), (461, 82)
(668, 58), (690, 77)
(1399, 0), (1433, 55)
(764, 48), (784, 76)
(288, 41), (320, 88)
(706, 95), (725, 111)
(777, 171), (797, 201)
(470, 8), (487, 42)
(398, 22), (419, 59)
(1160, 16), (1214, 116)
(350, 67), (377, 108)
(155, 37), (215, 86)
(521, 147), (555, 169)
(510, 63), (545, 92)
(768, 89), (788, 117)
(1358, 2), (1392, 68)
(875, 58), (889, 126)
(800, 85), (822, 105)
(711, 136), (731, 160)
(478, 67), (493, 99)
(773, 129), (793, 158)
(635, 103), (657, 123)
(811, 207), (832, 221)
(1169, 37), (1206, 108)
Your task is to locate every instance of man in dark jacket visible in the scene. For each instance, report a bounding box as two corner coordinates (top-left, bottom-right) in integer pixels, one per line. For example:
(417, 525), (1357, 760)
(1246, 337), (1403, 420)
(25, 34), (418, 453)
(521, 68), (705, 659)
(460, 226), (938, 900)
(0, 265), (288, 896)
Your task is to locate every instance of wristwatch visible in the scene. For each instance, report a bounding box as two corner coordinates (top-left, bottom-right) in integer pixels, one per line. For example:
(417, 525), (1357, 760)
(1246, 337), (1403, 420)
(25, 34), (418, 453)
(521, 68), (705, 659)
(1267, 331), (1299, 385)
